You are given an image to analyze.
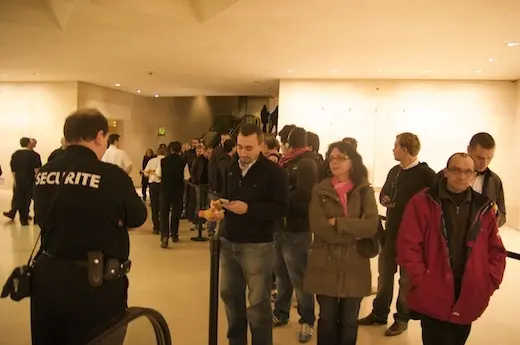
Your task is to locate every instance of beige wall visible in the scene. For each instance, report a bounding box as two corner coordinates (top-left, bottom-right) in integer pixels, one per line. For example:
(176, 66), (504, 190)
(0, 82), (78, 188)
(279, 79), (519, 229)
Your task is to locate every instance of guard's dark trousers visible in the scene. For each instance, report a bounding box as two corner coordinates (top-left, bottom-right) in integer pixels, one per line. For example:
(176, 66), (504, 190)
(31, 255), (127, 345)
(160, 191), (183, 239)
(14, 180), (33, 222)
(149, 183), (161, 232)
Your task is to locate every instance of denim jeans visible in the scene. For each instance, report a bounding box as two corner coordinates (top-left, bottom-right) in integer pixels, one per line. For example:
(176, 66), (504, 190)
(372, 238), (410, 322)
(220, 238), (275, 345)
(273, 231), (315, 325)
(316, 295), (362, 345)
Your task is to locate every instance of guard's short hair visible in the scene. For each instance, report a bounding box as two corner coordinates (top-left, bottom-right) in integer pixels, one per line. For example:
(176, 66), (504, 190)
(239, 124), (263, 142)
(108, 134), (120, 145)
(64, 108), (109, 143)
(307, 132), (320, 152)
(157, 146), (167, 156)
(263, 137), (280, 151)
(223, 139), (236, 153)
(168, 141), (182, 154)
(469, 132), (495, 150)
(396, 132), (421, 156)
(19, 137), (30, 148)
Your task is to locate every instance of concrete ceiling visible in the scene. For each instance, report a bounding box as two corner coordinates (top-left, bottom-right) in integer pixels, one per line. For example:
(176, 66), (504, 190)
(1, 0), (520, 97)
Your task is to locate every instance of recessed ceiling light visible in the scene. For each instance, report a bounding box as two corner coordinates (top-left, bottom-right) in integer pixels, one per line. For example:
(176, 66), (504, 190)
(422, 69), (434, 73)
(473, 69), (484, 73)
(377, 68), (384, 72)
(330, 69), (340, 73)
(507, 42), (520, 47)
(488, 57), (499, 62)
(115, 83), (121, 87)
(33, 72), (40, 76)
(286, 69), (293, 73)
(137, 89), (141, 94)
(154, 94), (159, 98)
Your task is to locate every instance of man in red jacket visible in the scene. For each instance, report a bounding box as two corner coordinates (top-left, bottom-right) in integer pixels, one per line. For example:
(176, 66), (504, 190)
(396, 152), (506, 345)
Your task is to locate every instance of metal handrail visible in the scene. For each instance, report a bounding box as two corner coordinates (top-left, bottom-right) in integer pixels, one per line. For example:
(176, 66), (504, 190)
(378, 215), (519, 260)
(87, 307), (172, 345)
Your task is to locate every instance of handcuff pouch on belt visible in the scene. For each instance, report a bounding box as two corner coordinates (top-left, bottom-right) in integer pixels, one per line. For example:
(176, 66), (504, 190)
(87, 251), (132, 287)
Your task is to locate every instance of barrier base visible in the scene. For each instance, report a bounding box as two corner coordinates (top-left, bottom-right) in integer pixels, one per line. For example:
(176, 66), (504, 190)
(191, 236), (210, 242)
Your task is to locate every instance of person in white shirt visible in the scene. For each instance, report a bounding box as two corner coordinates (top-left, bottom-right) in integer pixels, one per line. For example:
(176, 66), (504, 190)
(102, 134), (132, 174)
(144, 146), (166, 234)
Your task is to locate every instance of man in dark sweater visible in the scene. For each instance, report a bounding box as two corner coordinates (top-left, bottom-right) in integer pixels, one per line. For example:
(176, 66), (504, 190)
(273, 126), (318, 342)
(158, 142), (186, 247)
(47, 137), (67, 163)
(219, 124), (288, 345)
(3, 137), (42, 225)
(358, 132), (436, 336)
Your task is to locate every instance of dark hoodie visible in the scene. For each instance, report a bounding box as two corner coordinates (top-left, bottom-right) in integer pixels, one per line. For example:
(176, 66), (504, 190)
(280, 149), (320, 233)
(381, 162), (436, 238)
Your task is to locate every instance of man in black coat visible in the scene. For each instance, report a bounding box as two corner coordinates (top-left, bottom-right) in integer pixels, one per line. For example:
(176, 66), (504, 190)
(158, 141), (186, 248)
(219, 124), (288, 345)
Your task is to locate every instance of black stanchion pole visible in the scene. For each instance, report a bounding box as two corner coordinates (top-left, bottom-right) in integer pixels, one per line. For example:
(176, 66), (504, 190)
(208, 233), (220, 345)
(190, 184), (209, 242)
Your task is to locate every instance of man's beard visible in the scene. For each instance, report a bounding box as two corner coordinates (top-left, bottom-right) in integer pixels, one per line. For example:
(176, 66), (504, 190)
(239, 157), (252, 169)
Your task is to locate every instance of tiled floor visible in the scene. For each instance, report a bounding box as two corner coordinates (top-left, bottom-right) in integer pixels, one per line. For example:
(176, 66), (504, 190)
(0, 188), (519, 345)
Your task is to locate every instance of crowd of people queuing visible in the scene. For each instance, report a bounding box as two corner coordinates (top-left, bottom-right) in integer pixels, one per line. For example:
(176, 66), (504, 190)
(0, 112), (508, 345)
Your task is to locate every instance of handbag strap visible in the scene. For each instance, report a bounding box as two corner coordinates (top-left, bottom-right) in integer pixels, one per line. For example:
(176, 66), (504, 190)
(27, 168), (72, 265)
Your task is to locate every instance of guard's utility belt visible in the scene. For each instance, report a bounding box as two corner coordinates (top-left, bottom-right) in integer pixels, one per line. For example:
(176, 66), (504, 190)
(42, 251), (131, 287)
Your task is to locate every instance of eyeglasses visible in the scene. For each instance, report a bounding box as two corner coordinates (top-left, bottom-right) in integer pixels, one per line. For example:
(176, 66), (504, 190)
(447, 168), (477, 176)
(329, 155), (350, 162)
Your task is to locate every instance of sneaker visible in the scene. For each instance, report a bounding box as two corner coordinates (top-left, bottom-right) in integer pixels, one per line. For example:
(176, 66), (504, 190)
(385, 320), (408, 336)
(298, 323), (314, 343)
(272, 314), (289, 327)
(358, 313), (387, 326)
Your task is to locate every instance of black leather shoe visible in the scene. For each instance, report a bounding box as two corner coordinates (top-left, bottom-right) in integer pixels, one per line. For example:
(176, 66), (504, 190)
(3, 212), (14, 220)
(171, 236), (179, 243)
(161, 238), (168, 248)
(385, 320), (408, 336)
(358, 313), (387, 326)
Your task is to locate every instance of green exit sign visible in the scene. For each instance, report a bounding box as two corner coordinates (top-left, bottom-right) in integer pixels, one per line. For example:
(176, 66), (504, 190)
(158, 127), (166, 136)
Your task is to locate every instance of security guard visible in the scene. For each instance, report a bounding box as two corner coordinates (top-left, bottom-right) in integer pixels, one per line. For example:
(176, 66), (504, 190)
(31, 108), (147, 345)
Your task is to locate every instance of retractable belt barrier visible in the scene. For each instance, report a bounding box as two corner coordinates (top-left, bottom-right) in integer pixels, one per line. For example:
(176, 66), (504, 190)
(184, 181), (221, 345)
(378, 215), (520, 261)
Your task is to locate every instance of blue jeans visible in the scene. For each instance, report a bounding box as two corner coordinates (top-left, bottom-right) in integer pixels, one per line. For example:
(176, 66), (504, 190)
(220, 238), (275, 345)
(273, 231), (315, 325)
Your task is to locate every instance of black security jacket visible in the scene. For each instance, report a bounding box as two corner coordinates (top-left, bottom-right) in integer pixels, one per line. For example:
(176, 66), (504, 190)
(221, 154), (288, 243)
(34, 145), (147, 261)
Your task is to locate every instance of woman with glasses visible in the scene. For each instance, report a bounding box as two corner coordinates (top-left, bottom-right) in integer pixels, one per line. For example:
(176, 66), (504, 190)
(303, 141), (379, 345)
